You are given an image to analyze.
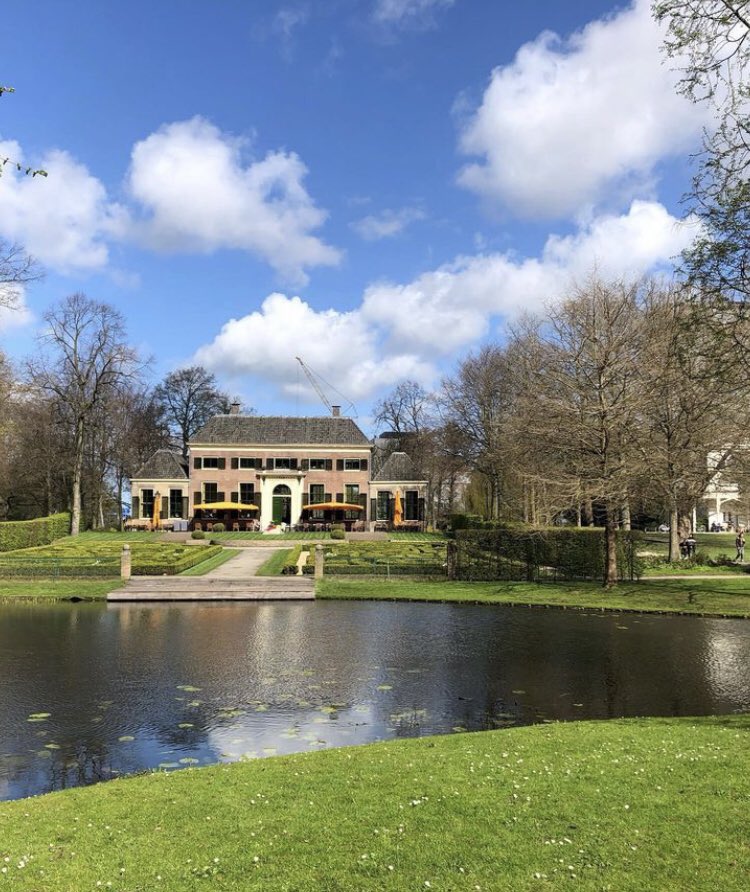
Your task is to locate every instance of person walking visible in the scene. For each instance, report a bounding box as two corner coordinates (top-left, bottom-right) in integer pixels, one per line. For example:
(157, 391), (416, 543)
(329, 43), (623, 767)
(735, 530), (745, 563)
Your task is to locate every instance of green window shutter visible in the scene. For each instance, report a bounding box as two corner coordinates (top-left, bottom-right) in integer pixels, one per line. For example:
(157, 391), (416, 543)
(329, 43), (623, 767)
(217, 491), (225, 502)
(231, 491), (239, 503)
(194, 492), (202, 505)
(418, 497), (426, 521)
(161, 496), (169, 519)
(290, 458), (298, 469)
(325, 459), (332, 471)
(336, 459), (344, 471)
(193, 457), (202, 470)
(302, 493), (309, 506)
(218, 458), (226, 470)
(387, 494), (393, 520)
(336, 492), (344, 503)
(361, 458), (368, 471)
(132, 496), (140, 519)
(370, 498), (376, 521)
(301, 458), (309, 470)
(231, 457), (238, 470)
(255, 492), (262, 510)
(181, 497), (189, 518)
(324, 492), (332, 503)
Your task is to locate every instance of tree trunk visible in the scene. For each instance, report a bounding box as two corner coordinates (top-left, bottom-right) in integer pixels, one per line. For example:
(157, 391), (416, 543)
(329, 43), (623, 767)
(70, 418), (84, 536)
(621, 498), (631, 531)
(604, 507), (619, 587)
(668, 504), (680, 562)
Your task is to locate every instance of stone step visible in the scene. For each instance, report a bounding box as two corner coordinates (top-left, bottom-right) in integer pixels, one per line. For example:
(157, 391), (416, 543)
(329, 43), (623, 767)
(108, 589), (314, 601)
(109, 574), (315, 601)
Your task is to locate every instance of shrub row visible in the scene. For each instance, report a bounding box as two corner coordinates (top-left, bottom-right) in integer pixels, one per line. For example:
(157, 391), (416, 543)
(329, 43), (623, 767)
(0, 513), (70, 553)
(281, 544), (304, 575)
(454, 526), (642, 582)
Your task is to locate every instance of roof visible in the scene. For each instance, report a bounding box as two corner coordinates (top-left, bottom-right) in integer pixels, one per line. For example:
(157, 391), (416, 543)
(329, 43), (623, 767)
(190, 415), (371, 447)
(133, 449), (189, 480)
(372, 451), (425, 482)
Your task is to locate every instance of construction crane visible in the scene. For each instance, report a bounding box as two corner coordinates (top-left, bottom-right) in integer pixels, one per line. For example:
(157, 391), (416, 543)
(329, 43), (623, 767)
(295, 356), (357, 418)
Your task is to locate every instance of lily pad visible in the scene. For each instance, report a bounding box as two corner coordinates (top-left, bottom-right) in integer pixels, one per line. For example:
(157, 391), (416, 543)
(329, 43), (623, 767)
(178, 723), (194, 729)
(176, 685), (202, 692)
(376, 684), (393, 691)
(27, 712), (51, 721)
(179, 757), (199, 765)
(118, 735), (135, 742)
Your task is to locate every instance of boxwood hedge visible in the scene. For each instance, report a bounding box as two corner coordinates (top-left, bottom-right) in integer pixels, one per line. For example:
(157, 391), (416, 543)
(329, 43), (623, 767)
(0, 513), (70, 553)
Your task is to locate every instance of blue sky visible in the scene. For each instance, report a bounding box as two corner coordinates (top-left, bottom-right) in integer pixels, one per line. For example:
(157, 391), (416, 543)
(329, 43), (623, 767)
(0, 0), (705, 426)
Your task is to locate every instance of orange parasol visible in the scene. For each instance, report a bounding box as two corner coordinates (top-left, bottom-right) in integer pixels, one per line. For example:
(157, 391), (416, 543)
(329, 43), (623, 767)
(152, 491), (161, 531)
(393, 490), (403, 526)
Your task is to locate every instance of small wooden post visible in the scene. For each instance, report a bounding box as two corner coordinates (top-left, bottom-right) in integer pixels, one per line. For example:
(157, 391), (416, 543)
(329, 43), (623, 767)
(121, 544), (131, 580)
(314, 544), (324, 579)
(446, 540), (457, 580)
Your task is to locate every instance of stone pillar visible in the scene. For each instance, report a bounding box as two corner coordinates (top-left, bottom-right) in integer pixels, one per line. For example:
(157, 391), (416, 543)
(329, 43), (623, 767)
(314, 545), (325, 579)
(121, 544), (131, 580)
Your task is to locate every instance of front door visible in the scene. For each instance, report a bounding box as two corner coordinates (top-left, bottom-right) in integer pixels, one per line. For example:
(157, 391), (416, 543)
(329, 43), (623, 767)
(272, 484), (292, 524)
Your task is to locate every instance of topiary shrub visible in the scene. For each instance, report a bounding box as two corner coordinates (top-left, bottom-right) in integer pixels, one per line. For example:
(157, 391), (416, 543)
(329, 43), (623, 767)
(331, 523), (345, 532)
(191, 530), (206, 540)
(331, 529), (346, 540)
(212, 522), (225, 532)
(0, 513), (71, 552)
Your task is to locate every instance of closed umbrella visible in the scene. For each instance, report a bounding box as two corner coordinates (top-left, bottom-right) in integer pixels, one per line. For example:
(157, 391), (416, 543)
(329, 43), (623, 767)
(152, 491), (161, 531)
(393, 490), (403, 526)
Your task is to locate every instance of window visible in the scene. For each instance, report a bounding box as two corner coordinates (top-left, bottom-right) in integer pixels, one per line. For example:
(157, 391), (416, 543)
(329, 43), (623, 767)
(273, 458), (291, 470)
(309, 458), (326, 470)
(404, 490), (419, 521)
(309, 484), (325, 504)
(204, 482), (218, 502)
(169, 489), (183, 518)
(344, 459), (361, 471)
(239, 483), (255, 504)
(239, 457), (256, 469)
(141, 489), (154, 519)
(376, 491), (390, 521)
(202, 457), (219, 469)
(345, 484), (359, 503)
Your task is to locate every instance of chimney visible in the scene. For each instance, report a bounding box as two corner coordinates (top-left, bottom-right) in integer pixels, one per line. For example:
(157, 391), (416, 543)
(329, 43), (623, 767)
(331, 405), (341, 417)
(229, 401), (241, 415)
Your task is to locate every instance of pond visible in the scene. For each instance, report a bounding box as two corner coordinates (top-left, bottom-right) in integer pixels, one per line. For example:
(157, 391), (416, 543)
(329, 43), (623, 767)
(1, 600), (749, 801)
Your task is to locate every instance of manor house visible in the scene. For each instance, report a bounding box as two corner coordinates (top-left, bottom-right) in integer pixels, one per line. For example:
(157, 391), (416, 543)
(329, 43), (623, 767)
(130, 405), (426, 532)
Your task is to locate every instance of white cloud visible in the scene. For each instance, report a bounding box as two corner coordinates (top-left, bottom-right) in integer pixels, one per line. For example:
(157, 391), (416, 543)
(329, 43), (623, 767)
(352, 206), (425, 240)
(0, 139), (127, 272)
(458, 0), (706, 218)
(193, 292), (433, 401)
(126, 117), (340, 285)
(0, 286), (33, 334)
(373, 0), (454, 27)
(195, 201), (696, 400)
(361, 200), (696, 352)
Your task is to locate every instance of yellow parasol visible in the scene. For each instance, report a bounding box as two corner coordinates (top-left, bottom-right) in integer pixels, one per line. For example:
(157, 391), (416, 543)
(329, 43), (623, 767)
(303, 502), (363, 511)
(201, 501), (259, 511)
(393, 490), (403, 526)
(152, 491), (161, 530)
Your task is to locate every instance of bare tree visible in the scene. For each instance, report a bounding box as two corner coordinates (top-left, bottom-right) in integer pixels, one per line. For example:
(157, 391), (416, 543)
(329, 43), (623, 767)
(153, 366), (232, 458)
(0, 239), (41, 312)
(28, 294), (141, 535)
(512, 278), (646, 586)
(654, 1), (750, 299)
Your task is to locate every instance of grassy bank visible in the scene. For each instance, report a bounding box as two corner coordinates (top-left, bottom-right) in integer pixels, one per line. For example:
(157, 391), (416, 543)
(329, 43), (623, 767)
(317, 577), (750, 617)
(0, 715), (747, 890)
(0, 578), (123, 601)
(178, 548), (238, 576)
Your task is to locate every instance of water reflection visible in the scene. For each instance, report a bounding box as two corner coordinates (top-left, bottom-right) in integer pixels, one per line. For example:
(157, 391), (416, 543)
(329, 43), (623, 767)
(0, 601), (748, 800)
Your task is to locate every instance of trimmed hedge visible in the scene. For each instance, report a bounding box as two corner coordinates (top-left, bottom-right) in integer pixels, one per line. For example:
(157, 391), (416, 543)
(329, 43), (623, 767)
(0, 513), (70, 553)
(304, 541), (446, 576)
(454, 526), (642, 582)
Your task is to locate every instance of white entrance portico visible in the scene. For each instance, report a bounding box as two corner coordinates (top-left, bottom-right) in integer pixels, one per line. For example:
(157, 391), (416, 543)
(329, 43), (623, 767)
(257, 470), (306, 529)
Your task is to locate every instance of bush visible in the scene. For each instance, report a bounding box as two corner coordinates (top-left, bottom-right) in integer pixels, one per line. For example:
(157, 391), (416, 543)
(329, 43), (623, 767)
(331, 523), (345, 532)
(454, 526), (642, 582)
(191, 530), (206, 540)
(281, 544), (304, 575)
(0, 513), (70, 553)
(330, 529), (346, 540)
(211, 522), (225, 532)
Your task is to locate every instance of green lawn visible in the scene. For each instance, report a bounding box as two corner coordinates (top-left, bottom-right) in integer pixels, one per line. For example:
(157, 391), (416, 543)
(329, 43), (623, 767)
(307, 540), (446, 575)
(317, 577), (750, 617)
(209, 531), (332, 541)
(0, 578), (123, 601)
(178, 548), (239, 576)
(387, 531), (448, 541)
(0, 715), (746, 890)
(639, 531), (746, 574)
(255, 547), (297, 576)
